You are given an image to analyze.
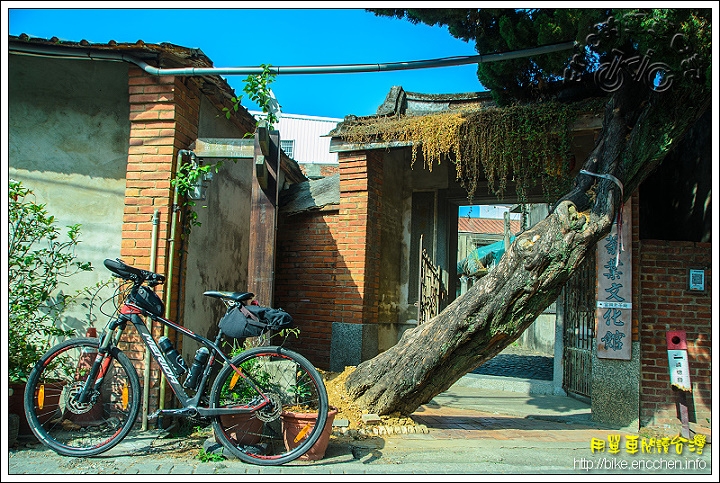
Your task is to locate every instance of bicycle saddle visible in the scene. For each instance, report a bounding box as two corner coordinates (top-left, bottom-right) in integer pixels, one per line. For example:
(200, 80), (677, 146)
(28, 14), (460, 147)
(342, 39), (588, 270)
(203, 291), (255, 303)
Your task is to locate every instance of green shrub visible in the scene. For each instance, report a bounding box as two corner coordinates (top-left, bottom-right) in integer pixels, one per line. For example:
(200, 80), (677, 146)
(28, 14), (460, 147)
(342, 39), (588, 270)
(8, 179), (92, 382)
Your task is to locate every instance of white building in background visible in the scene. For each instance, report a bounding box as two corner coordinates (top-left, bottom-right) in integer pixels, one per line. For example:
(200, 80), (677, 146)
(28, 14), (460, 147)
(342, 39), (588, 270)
(251, 111), (342, 179)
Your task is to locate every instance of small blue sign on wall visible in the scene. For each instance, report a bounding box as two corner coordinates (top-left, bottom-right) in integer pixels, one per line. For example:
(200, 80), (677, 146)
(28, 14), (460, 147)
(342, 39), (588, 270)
(689, 269), (705, 291)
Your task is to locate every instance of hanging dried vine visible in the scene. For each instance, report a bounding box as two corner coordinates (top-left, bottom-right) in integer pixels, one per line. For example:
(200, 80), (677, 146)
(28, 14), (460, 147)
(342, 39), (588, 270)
(337, 99), (604, 202)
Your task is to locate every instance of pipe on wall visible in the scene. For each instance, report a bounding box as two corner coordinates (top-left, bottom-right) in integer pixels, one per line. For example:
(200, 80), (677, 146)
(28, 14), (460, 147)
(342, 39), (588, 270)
(142, 209), (160, 430)
(157, 149), (193, 428)
(9, 41), (576, 77)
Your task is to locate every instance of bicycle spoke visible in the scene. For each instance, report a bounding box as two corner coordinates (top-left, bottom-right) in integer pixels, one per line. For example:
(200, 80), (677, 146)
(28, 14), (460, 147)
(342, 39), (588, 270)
(24, 338), (140, 457)
(210, 347), (329, 465)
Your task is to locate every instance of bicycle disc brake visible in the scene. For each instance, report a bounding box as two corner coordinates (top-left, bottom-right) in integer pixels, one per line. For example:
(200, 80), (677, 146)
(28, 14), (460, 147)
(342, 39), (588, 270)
(255, 393), (282, 422)
(64, 381), (98, 414)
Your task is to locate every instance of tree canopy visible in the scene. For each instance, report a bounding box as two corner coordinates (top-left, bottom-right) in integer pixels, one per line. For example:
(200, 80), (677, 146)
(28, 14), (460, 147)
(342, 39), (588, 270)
(341, 8), (712, 415)
(370, 8), (711, 106)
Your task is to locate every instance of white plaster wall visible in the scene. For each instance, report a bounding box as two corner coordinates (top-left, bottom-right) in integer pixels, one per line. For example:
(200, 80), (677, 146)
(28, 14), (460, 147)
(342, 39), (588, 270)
(8, 55), (130, 335)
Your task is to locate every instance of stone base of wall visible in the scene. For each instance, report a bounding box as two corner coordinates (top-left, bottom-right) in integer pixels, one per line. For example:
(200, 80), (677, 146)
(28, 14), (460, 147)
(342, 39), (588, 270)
(330, 322), (379, 372)
(591, 341), (641, 431)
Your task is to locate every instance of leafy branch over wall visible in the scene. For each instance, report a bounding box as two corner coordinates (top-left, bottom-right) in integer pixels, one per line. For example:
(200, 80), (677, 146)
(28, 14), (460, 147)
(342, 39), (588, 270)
(173, 64), (281, 231)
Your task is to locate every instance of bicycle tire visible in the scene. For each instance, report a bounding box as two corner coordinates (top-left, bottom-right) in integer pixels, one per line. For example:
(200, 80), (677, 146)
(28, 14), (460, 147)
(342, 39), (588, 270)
(210, 346), (329, 465)
(24, 337), (141, 457)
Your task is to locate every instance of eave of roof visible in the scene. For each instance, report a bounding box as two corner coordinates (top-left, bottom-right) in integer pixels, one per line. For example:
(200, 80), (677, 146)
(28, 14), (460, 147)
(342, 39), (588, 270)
(8, 34), (247, 126)
(9, 34), (308, 182)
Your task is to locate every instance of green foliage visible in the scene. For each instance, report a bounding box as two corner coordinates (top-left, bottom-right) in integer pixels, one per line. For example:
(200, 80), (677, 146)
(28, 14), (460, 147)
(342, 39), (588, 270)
(370, 8), (711, 105)
(181, 64), (280, 233)
(219, 353), (272, 404)
(170, 160), (223, 229)
(8, 179), (93, 382)
(242, 64), (281, 131)
(278, 327), (301, 340)
(197, 448), (225, 462)
(222, 64), (281, 131)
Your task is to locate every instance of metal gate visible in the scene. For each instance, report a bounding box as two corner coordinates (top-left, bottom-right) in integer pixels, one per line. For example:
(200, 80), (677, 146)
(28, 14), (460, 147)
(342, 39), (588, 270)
(417, 235), (444, 325)
(562, 249), (596, 399)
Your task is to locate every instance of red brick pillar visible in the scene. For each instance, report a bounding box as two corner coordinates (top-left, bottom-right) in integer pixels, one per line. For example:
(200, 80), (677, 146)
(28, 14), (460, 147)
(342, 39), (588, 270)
(336, 150), (383, 325)
(122, 68), (200, 412)
(325, 150), (384, 371)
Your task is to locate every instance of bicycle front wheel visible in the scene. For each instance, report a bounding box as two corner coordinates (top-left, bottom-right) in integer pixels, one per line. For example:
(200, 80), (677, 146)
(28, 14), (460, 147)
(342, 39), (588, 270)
(210, 346), (329, 465)
(23, 337), (141, 457)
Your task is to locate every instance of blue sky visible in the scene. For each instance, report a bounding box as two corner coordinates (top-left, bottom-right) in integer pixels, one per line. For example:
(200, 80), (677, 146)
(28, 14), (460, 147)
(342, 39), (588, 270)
(5, 4), (485, 119)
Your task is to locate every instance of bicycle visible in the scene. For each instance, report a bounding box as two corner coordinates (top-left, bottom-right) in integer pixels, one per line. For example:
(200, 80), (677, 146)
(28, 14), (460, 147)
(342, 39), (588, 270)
(23, 258), (329, 466)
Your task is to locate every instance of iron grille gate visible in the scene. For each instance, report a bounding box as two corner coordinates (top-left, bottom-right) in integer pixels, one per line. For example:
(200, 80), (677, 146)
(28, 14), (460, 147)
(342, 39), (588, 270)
(417, 234), (444, 325)
(562, 250), (597, 399)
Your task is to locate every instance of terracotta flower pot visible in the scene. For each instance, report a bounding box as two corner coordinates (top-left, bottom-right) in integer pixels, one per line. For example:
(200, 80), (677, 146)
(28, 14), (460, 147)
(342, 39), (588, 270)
(281, 406), (337, 460)
(215, 412), (264, 445)
(9, 382), (65, 436)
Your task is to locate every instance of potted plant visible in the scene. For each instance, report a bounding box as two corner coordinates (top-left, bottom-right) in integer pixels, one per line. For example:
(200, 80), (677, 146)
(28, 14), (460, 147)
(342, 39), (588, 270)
(280, 405), (338, 461)
(214, 340), (270, 445)
(280, 360), (337, 461)
(8, 180), (92, 434)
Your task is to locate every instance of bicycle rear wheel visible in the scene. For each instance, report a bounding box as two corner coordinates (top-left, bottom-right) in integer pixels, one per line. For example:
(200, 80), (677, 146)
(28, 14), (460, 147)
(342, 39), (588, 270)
(24, 337), (141, 457)
(210, 346), (329, 465)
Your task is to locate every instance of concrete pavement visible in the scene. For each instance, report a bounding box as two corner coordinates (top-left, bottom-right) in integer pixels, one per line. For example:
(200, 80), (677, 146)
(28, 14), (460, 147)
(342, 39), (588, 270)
(5, 375), (714, 479)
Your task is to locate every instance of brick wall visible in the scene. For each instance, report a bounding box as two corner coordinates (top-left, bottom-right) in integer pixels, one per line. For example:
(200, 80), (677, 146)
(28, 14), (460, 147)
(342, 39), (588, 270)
(275, 150), (382, 370)
(276, 210), (339, 369)
(299, 164), (339, 178)
(121, 68), (200, 411)
(638, 239), (712, 431)
(336, 151), (383, 326)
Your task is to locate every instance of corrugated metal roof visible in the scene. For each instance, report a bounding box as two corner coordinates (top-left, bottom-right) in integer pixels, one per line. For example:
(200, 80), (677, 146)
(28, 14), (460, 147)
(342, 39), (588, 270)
(458, 217), (520, 235)
(252, 112), (342, 165)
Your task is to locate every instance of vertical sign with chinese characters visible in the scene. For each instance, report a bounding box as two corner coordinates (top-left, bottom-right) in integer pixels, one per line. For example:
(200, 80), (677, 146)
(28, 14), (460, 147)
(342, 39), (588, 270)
(596, 201), (632, 360)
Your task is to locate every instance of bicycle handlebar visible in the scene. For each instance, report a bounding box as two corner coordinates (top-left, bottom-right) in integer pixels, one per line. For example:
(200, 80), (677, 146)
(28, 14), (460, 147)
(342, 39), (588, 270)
(103, 258), (165, 286)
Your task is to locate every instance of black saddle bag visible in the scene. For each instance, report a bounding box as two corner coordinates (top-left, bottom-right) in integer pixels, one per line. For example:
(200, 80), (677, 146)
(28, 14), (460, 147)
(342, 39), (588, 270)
(219, 304), (294, 339)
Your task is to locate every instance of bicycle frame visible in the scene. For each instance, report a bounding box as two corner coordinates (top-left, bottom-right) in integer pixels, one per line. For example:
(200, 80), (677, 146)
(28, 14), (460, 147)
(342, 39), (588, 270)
(80, 297), (273, 419)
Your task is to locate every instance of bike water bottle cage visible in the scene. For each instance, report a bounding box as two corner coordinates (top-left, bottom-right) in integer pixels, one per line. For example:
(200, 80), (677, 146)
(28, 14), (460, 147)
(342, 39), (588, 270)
(104, 258), (165, 286)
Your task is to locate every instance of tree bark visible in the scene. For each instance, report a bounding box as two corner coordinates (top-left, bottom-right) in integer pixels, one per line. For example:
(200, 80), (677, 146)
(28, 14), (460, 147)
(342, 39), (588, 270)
(344, 82), (710, 415)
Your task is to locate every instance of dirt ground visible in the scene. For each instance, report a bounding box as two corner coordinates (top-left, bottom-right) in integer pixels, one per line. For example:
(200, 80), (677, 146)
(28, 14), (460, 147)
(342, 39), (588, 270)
(322, 366), (417, 432)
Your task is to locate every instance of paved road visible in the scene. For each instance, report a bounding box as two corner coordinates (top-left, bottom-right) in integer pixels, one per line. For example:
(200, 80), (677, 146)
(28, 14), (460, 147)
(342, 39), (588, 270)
(5, 381), (714, 479)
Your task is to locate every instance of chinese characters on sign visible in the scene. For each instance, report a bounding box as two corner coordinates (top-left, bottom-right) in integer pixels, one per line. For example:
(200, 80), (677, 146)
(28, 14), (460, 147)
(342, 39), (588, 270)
(589, 433), (707, 455)
(596, 201), (632, 360)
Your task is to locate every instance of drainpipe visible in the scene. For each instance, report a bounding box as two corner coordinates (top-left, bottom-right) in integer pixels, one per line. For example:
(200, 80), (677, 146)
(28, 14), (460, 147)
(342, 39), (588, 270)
(9, 41), (576, 77)
(142, 209), (160, 431)
(157, 149), (193, 428)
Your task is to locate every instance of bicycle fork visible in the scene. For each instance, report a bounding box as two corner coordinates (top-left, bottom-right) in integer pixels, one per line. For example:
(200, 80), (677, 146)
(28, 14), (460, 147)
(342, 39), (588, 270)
(74, 316), (127, 406)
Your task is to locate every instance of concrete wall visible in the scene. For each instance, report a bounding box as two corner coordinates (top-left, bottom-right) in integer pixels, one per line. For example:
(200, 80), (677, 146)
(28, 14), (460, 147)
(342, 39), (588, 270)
(8, 55), (130, 334)
(179, 97), (255, 360)
(377, 149), (411, 351)
(517, 313), (556, 356)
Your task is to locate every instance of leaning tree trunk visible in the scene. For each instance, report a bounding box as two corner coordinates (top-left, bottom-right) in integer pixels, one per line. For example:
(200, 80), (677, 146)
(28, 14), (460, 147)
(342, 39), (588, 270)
(344, 81), (710, 415)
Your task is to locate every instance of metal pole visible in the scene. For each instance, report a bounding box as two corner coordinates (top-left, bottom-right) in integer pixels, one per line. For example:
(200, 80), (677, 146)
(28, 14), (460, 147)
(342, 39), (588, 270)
(142, 209), (160, 431)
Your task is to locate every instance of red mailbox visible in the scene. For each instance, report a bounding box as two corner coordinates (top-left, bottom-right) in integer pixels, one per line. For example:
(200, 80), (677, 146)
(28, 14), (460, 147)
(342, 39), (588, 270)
(666, 330), (688, 350)
(666, 330), (691, 391)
